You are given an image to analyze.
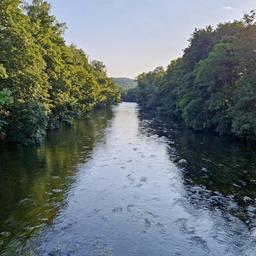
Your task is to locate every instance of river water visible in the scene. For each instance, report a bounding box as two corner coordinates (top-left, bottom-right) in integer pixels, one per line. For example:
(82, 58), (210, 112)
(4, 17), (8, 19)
(0, 103), (256, 255)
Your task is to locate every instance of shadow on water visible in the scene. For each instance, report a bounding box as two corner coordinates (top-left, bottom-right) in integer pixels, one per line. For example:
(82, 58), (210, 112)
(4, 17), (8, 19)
(1, 103), (256, 255)
(138, 110), (256, 227)
(0, 108), (114, 254)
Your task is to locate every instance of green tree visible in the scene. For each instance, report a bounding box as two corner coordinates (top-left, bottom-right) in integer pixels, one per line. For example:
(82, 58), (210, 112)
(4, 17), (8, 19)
(0, 0), (50, 106)
(0, 65), (13, 138)
(136, 67), (165, 110)
(0, 0), (119, 145)
(91, 60), (120, 107)
(135, 11), (256, 140)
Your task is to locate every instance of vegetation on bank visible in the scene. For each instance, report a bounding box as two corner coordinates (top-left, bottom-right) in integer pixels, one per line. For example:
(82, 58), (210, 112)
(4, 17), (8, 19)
(121, 86), (138, 102)
(128, 11), (256, 140)
(0, 0), (120, 145)
(112, 77), (138, 102)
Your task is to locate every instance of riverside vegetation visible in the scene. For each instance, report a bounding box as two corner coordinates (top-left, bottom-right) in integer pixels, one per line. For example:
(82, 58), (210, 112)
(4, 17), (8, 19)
(0, 3), (256, 254)
(0, 0), (120, 145)
(124, 11), (256, 141)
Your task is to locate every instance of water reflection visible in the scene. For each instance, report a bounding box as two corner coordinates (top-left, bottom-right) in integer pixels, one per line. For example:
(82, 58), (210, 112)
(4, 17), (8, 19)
(0, 108), (113, 254)
(138, 110), (256, 226)
(0, 103), (256, 256)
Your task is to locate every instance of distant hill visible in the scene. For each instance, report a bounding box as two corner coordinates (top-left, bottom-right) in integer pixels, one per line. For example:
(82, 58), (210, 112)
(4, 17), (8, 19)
(112, 77), (137, 90)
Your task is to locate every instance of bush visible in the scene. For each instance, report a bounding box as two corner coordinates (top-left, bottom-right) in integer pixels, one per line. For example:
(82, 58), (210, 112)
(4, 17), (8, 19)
(6, 102), (48, 145)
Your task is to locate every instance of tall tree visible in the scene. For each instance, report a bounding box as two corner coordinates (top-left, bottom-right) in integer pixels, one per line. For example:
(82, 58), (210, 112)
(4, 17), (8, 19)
(134, 11), (256, 140)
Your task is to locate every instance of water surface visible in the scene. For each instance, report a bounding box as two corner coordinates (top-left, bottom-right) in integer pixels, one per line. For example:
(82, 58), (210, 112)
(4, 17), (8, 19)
(0, 103), (256, 255)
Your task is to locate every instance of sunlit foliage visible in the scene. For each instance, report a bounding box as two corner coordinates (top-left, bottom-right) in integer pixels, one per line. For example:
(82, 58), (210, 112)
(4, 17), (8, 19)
(0, 0), (120, 144)
(134, 12), (256, 140)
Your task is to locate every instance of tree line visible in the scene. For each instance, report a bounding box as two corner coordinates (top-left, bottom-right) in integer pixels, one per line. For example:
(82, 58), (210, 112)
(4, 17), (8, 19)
(0, 0), (120, 145)
(125, 11), (256, 140)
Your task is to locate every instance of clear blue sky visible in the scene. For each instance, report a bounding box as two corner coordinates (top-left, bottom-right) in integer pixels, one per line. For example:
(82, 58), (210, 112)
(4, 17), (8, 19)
(47, 0), (255, 78)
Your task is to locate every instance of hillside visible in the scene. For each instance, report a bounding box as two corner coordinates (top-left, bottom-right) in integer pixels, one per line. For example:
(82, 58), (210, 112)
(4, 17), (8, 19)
(112, 77), (137, 89)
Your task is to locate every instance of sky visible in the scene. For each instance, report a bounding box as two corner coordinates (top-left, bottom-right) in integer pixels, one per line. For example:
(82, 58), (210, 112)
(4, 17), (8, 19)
(47, 0), (256, 78)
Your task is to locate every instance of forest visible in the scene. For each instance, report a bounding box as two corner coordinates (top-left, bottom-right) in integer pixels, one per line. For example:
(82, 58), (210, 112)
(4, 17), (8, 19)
(0, 0), (120, 145)
(1, 1), (256, 255)
(124, 11), (256, 140)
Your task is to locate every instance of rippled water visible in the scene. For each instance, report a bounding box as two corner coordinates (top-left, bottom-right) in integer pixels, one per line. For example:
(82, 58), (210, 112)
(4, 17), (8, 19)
(0, 103), (256, 255)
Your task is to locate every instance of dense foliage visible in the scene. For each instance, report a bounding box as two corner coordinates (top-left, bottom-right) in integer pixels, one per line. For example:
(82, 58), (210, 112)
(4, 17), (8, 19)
(121, 87), (138, 102)
(112, 77), (138, 102)
(133, 11), (256, 140)
(0, 0), (120, 145)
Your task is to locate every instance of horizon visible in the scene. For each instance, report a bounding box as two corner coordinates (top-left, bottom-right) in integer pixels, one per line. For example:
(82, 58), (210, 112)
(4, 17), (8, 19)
(47, 1), (255, 78)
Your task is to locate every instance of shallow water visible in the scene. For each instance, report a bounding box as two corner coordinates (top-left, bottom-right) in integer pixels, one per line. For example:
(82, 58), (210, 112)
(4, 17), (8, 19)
(0, 103), (256, 255)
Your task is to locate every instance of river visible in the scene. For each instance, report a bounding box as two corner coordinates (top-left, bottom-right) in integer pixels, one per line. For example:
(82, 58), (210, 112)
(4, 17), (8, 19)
(0, 103), (256, 255)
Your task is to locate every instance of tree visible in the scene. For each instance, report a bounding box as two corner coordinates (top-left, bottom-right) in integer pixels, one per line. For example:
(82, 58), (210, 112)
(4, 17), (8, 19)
(0, 0), (50, 106)
(136, 67), (165, 110)
(0, 65), (13, 138)
(0, 0), (119, 145)
(135, 11), (256, 140)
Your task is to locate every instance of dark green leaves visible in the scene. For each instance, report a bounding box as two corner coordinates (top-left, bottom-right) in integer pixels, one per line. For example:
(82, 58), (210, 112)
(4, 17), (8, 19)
(135, 11), (256, 140)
